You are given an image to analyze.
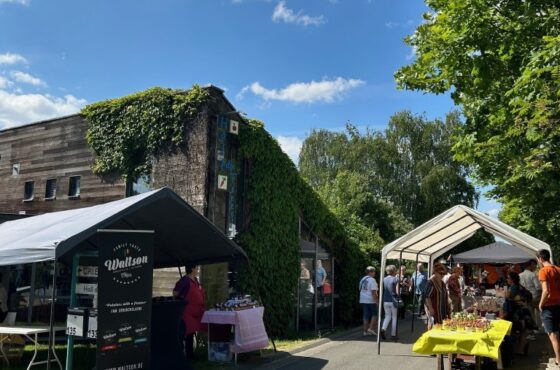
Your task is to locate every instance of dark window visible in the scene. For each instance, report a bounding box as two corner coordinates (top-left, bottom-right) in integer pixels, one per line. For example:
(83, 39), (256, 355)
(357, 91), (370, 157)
(45, 179), (57, 200)
(68, 176), (81, 198)
(23, 181), (34, 201)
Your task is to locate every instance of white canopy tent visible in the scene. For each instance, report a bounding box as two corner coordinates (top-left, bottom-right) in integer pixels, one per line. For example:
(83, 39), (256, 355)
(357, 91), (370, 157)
(453, 241), (535, 264)
(376, 205), (552, 354)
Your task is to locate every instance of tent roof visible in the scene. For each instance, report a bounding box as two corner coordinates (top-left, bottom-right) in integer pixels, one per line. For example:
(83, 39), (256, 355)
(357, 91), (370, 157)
(453, 241), (534, 264)
(382, 205), (550, 263)
(0, 188), (248, 268)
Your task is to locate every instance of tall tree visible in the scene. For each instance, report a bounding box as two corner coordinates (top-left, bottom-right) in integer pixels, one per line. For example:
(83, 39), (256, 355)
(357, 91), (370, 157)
(299, 111), (478, 240)
(395, 1), (560, 253)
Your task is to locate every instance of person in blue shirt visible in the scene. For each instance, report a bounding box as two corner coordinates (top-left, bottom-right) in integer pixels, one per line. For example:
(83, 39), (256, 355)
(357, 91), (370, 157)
(411, 263), (428, 316)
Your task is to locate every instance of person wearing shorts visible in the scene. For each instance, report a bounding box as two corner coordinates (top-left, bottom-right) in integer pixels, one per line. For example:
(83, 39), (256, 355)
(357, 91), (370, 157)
(359, 266), (378, 336)
(537, 249), (560, 367)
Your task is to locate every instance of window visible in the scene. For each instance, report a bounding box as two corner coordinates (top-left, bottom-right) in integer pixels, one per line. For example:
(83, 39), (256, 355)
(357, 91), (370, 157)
(68, 176), (81, 198)
(23, 181), (34, 201)
(12, 163), (20, 176)
(45, 178), (57, 200)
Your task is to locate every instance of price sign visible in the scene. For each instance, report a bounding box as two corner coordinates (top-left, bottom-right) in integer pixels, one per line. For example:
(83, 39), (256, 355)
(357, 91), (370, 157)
(78, 266), (98, 278)
(66, 313), (85, 337)
(87, 315), (98, 339)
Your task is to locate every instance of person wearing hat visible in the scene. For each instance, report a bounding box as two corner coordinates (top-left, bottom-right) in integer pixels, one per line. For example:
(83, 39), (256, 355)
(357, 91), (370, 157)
(173, 264), (205, 364)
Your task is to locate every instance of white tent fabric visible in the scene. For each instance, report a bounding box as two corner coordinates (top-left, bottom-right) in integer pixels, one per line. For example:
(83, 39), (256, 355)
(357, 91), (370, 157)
(376, 204), (551, 354)
(0, 188), (247, 267)
(0, 193), (152, 266)
(453, 241), (535, 264)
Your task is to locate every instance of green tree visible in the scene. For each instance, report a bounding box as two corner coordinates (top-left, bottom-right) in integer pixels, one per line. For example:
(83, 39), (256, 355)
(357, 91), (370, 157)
(395, 1), (560, 253)
(299, 111), (478, 236)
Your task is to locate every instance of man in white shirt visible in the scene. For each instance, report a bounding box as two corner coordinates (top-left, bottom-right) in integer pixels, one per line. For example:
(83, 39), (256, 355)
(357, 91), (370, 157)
(519, 259), (542, 329)
(359, 266), (379, 336)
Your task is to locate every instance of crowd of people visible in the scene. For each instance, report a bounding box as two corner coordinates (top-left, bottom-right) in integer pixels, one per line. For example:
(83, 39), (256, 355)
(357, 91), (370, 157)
(359, 248), (560, 367)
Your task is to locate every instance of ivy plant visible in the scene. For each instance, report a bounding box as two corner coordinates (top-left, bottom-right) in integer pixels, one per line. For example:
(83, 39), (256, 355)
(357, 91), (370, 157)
(82, 86), (209, 182)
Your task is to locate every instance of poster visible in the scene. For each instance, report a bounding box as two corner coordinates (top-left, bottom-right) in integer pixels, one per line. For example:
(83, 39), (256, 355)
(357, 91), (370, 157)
(97, 230), (154, 370)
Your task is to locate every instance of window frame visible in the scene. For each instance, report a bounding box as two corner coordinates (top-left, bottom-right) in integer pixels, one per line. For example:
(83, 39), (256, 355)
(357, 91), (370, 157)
(44, 178), (57, 201)
(23, 180), (35, 202)
(68, 175), (81, 199)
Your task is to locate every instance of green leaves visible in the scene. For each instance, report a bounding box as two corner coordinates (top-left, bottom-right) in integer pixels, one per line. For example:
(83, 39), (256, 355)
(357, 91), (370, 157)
(83, 86), (209, 182)
(238, 120), (365, 335)
(397, 0), (560, 256)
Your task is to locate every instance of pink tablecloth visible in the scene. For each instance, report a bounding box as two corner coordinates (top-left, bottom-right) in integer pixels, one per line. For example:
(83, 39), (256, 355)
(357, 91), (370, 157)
(201, 307), (269, 353)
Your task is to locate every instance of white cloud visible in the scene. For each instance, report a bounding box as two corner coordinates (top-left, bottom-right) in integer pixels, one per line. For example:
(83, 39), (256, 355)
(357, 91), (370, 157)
(0, 90), (86, 129)
(272, 1), (326, 26)
(0, 52), (28, 65)
(0, 76), (12, 89)
(276, 135), (303, 164)
(238, 77), (365, 104)
(385, 22), (399, 29)
(0, 0), (29, 5)
(487, 208), (500, 219)
(11, 71), (46, 87)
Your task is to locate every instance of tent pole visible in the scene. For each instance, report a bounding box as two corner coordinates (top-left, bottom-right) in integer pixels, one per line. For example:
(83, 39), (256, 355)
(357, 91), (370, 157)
(377, 254), (386, 355)
(46, 260), (58, 370)
(28, 263), (37, 324)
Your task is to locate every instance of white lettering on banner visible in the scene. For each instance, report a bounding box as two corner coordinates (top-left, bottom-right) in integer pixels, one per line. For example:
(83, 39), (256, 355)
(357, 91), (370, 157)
(106, 363), (143, 370)
(104, 256), (148, 271)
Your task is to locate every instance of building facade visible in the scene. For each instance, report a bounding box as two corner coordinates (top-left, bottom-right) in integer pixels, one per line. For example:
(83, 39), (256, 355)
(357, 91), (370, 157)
(0, 85), (336, 332)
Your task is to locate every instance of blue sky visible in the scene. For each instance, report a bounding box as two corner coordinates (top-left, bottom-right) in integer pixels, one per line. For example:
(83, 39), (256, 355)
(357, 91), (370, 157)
(0, 0), (501, 215)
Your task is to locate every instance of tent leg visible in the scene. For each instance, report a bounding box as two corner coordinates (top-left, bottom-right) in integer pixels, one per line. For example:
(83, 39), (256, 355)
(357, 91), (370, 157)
(46, 261), (58, 370)
(28, 263), (36, 324)
(377, 256), (386, 355)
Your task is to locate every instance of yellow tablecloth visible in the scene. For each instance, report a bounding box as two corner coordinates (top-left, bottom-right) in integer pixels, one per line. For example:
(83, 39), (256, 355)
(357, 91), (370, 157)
(412, 320), (512, 360)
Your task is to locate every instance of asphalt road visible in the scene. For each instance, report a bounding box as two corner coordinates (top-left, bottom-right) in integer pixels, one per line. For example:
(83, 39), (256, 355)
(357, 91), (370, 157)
(252, 317), (553, 370)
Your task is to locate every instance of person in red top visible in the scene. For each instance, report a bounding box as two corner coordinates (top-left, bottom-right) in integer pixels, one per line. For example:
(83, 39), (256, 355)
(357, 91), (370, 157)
(173, 264), (205, 365)
(537, 249), (560, 366)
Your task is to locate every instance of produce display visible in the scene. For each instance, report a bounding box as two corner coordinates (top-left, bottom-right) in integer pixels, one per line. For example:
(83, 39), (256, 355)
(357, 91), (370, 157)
(434, 312), (492, 333)
(472, 296), (503, 315)
(213, 295), (260, 311)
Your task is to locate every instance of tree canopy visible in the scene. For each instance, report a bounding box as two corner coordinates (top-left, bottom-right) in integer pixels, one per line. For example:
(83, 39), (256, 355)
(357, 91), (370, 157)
(395, 1), (560, 253)
(299, 111), (478, 256)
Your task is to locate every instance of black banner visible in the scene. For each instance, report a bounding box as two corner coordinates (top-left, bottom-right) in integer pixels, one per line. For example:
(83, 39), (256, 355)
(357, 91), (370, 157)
(97, 230), (154, 370)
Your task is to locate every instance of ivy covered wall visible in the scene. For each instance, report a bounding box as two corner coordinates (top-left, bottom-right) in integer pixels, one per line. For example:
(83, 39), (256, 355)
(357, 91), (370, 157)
(82, 86), (366, 337)
(238, 120), (366, 336)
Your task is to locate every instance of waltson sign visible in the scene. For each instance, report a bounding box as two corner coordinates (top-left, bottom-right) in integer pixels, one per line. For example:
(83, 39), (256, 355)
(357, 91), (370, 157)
(97, 230), (154, 370)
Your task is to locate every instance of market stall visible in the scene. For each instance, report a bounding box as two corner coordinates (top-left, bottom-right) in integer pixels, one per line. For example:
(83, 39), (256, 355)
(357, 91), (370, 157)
(0, 187), (248, 370)
(376, 204), (552, 359)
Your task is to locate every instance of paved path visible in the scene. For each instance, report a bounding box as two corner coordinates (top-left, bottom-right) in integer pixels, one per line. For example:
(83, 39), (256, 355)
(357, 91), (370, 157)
(247, 317), (554, 370)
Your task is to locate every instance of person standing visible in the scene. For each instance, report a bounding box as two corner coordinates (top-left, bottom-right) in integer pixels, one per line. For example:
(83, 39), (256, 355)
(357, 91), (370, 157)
(425, 263), (450, 330)
(411, 263), (428, 316)
(537, 249), (560, 367)
(359, 266), (378, 336)
(381, 265), (400, 341)
(520, 259), (542, 329)
(316, 260), (327, 300)
(447, 267), (463, 313)
(398, 265), (411, 319)
(173, 265), (205, 365)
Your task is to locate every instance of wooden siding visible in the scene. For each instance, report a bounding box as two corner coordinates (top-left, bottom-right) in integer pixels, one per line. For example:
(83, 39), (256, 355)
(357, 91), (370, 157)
(0, 115), (125, 215)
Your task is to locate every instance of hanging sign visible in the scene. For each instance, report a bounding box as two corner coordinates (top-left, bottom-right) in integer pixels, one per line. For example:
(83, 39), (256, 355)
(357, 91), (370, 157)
(229, 120), (239, 135)
(96, 230), (154, 370)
